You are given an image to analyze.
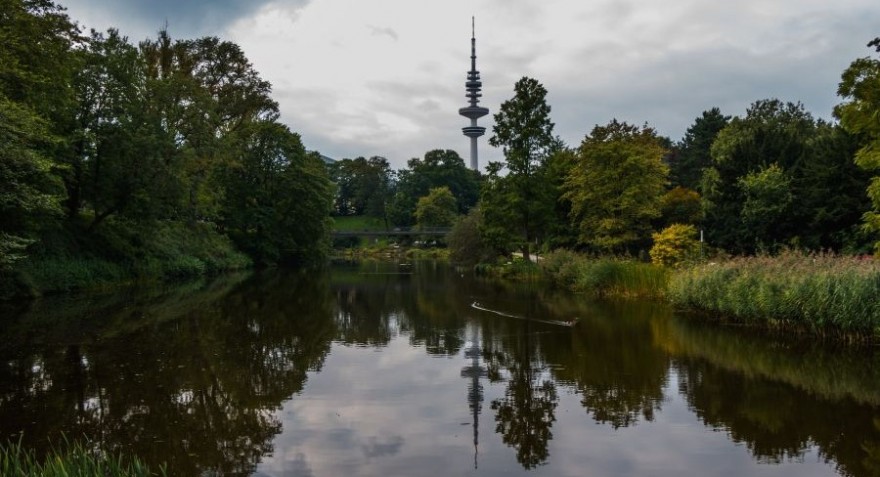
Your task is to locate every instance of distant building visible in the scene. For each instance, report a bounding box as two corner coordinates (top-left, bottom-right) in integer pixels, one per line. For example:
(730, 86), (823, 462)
(458, 18), (488, 171)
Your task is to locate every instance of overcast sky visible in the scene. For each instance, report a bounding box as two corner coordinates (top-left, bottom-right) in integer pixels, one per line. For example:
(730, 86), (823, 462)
(57, 0), (879, 170)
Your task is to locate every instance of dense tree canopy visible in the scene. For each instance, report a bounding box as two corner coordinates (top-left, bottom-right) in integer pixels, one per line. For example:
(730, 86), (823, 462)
(563, 120), (669, 253)
(0, 0), (333, 276)
(387, 149), (479, 227)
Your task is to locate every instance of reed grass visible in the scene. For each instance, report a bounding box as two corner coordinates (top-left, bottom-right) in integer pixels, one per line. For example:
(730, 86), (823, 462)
(539, 250), (670, 299)
(0, 438), (164, 476)
(668, 250), (880, 336)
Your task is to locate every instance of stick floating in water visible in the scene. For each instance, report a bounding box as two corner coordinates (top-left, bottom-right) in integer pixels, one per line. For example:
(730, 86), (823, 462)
(471, 302), (578, 327)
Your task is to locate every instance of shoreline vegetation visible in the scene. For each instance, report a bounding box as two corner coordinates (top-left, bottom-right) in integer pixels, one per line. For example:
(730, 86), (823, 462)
(1, 438), (165, 477)
(480, 249), (880, 343)
(0, 219), (251, 300)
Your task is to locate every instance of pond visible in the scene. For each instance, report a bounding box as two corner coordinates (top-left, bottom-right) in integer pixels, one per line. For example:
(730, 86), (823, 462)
(0, 261), (878, 476)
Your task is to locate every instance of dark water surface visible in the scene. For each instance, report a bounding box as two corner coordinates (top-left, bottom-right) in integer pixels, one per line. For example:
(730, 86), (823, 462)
(1, 261), (879, 476)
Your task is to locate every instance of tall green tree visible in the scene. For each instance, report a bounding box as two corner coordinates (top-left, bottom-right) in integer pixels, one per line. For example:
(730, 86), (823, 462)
(485, 77), (556, 261)
(670, 108), (729, 190)
(563, 120), (669, 253)
(836, 37), (880, 252)
(139, 31), (279, 224)
(70, 29), (179, 229)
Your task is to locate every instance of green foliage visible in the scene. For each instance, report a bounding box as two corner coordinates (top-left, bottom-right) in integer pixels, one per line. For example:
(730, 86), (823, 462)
(563, 120), (669, 253)
(1, 438), (165, 476)
(387, 149), (479, 227)
(14, 219), (249, 295)
(650, 224), (700, 268)
(447, 207), (496, 267)
(220, 122), (333, 265)
(0, 95), (63, 265)
(737, 163), (793, 248)
(485, 77), (557, 261)
(669, 251), (880, 335)
(327, 156), (393, 222)
(659, 187), (703, 227)
(414, 186), (457, 229)
(703, 99), (816, 252)
(540, 250), (670, 298)
(669, 107), (729, 190)
(836, 38), (880, 252)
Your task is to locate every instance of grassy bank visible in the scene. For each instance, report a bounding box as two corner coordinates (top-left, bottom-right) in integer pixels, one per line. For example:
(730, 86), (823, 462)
(538, 250), (670, 299)
(0, 218), (251, 300)
(1, 438), (164, 477)
(668, 251), (880, 337)
(522, 249), (880, 340)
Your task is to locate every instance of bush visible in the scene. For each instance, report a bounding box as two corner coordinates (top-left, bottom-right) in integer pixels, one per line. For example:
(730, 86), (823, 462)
(650, 224), (700, 267)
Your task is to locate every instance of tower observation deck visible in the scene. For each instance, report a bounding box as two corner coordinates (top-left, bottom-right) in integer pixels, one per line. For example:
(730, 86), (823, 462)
(459, 18), (488, 171)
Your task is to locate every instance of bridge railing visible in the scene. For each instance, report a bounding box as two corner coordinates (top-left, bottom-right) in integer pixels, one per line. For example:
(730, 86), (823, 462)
(331, 227), (451, 237)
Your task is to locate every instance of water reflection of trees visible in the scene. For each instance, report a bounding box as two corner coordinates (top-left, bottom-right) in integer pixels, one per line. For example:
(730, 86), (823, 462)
(329, 261), (469, 355)
(0, 270), (336, 476)
(485, 321), (558, 469)
(4, 262), (880, 476)
(658, 315), (880, 477)
(677, 359), (880, 477)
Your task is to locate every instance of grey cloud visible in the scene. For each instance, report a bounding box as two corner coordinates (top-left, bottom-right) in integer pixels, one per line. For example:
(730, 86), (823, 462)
(368, 25), (399, 41)
(360, 435), (405, 458)
(61, 0), (310, 39)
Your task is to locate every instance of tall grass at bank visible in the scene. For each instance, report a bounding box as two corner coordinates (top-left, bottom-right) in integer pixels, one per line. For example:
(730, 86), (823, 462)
(1, 438), (164, 477)
(668, 251), (880, 336)
(539, 250), (670, 298)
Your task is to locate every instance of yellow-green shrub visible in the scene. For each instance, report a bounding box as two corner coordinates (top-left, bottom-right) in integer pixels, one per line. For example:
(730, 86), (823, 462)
(650, 224), (699, 267)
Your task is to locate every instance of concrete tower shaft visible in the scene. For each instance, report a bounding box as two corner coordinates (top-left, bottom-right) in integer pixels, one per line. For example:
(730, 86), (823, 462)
(458, 17), (488, 171)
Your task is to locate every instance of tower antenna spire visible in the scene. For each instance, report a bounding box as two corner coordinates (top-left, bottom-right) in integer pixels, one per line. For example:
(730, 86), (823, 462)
(459, 17), (488, 171)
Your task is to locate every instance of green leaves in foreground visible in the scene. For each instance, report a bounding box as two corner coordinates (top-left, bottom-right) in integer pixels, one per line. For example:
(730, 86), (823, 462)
(0, 438), (165, 477)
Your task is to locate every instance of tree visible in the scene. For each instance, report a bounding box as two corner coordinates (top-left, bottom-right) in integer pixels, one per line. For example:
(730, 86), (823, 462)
(387, 149), (479, 227)
(797, 124), (871, 251)
(836, 37), (880, 253)
(670, 108), (729, 190)
(219, 121), (332, 264)
(659, 186), (703, 227)
(138, 30), (279, 224)
(0, 0), (77, 263)
(485, 77), (556, 261)
(447, 206), (494, 267)
(703, 99), (816, 253)
(70, 29), (179, 229)
(414, 186), (457, 229)
(327, 156), (393, 225)
(0, 96), (63, 266)
(738, 163), (793, 249)
(563, 120), (669, 253)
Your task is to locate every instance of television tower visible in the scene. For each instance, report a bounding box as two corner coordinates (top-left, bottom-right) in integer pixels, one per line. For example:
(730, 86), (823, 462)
(459, 17), (489, 171)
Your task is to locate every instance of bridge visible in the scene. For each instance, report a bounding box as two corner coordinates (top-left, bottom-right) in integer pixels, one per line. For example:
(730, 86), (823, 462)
(331, 227), (451, 238)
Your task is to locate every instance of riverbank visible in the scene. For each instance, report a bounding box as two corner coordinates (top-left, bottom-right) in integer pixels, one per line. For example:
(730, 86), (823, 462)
(0, 219), (251, 300)
(492, 249), (880, 341)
